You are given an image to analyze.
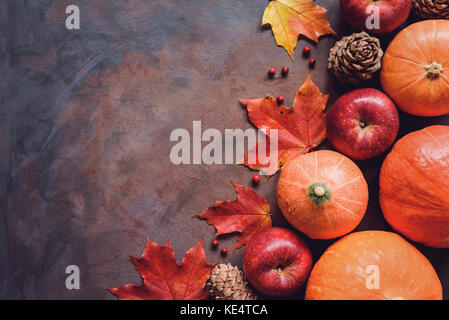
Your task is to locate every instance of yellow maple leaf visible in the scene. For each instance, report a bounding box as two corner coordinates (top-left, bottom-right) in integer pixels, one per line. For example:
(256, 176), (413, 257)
(262, 0), (336, 58)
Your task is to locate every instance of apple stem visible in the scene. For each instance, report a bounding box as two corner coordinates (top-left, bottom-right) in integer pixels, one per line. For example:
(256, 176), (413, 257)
(359, 121), (367, 129)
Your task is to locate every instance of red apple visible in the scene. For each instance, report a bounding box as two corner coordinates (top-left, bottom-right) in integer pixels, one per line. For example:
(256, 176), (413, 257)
(326, 88), (399, 160)
(243, 227), (312, 297)
(340, 0), (412, 35)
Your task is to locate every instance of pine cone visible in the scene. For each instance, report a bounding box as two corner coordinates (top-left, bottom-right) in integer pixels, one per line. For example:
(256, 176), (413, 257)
(328, 32), (383, 86)
(413, 0), (449, 19)
(208, 263), (258, 300)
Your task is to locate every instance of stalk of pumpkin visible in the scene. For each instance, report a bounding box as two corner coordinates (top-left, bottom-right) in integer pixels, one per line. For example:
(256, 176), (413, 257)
(425, 61), (444, 80)
(308, 183), (331, 205)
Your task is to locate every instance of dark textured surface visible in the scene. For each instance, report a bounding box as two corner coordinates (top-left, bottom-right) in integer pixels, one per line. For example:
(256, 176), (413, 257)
(0, 0), (448, 300)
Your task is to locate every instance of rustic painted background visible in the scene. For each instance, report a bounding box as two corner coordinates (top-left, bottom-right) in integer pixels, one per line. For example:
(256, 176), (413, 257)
(0, 0), (448, 299)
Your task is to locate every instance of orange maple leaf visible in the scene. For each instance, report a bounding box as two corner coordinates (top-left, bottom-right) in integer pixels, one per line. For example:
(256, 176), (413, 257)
(240, 74), (328, 175)
(196, 182), (272, 252)
(262, 0), (335, 58)
(108, 239), (214, 300)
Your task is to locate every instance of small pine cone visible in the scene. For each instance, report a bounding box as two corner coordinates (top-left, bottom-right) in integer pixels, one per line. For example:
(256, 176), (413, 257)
(328, 32), (383, 86)
(208, 263), (258, 300)
(413, 0), (449, 19)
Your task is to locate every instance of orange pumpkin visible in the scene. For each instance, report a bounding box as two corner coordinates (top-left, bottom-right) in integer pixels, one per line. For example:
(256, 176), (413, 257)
(277, 150), (368, 240)
(379, 125), (449, 248)
(306, 231), (442, 300)
(381, 20), (449, 117)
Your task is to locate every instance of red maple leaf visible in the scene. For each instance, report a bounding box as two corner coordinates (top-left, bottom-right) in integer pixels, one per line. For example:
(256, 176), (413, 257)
(196, 182), (272, 252)
(240, 74), (328, 175)
(108, 239), (214, 300)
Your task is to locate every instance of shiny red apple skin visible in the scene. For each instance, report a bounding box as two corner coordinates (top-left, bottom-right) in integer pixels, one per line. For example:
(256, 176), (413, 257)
(326, 88), (399, 161)
(340, 0), (412, 35)
(243, 227), (312, 297)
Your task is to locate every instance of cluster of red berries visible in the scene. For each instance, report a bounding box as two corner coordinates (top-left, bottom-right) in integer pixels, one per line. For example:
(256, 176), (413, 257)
(212, 239), (228, 256)
(267, 46), (316, 79)
(267, 47), (316, 108)
(303, 46), (316, 67)
(267, 72), (287, 105)
(267, 66), (289, 78)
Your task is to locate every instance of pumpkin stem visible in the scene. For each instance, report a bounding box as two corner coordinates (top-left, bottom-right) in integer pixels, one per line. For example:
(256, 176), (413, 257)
(308, 183), (331, 205)
(314, 186), (326, 197)
(425, 62), (443, 80)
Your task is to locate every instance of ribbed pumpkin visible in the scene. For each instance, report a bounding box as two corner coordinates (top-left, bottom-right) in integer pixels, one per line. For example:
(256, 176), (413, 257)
(306, 231), (443, 300)
(277, 150), (368, 240)
(381, 20), (449, 117)
(379, 125), (449, 248)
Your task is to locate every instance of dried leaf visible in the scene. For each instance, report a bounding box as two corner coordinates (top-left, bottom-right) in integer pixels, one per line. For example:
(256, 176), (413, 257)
(108, 239), (214, 300)
(196, 182), (271, 252)
(240, 74), (327, 175)
(262, 0), (335, 58)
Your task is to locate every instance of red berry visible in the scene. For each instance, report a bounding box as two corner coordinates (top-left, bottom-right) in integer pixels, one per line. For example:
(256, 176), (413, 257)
(277, 96), (285, 105)
(212, 240), (219, 248)
(309, 58), (316, 67)
(253, 174), (261, 183)
(221, 248), (228, 256)
(303, 46), (311, 55)
(268, 68), (276, 77)
(281, 66), (289, 75)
